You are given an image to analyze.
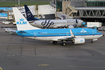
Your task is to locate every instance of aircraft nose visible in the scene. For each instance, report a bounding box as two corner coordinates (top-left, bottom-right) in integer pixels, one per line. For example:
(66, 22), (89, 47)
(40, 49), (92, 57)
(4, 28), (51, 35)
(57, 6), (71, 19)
(82, 22), (86, 25)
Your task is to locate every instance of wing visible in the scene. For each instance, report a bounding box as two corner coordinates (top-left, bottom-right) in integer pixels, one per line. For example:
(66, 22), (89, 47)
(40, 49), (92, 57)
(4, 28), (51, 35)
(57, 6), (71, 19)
(52, 29), (75, 41)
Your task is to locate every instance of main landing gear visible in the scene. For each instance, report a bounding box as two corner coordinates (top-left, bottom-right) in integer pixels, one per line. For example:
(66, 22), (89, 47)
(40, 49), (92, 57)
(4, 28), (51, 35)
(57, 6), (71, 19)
(52, 41), (66, 46)
(61, 40), (66, 46)
(91, 41), (93, 43)
(91, 40), (93, 43)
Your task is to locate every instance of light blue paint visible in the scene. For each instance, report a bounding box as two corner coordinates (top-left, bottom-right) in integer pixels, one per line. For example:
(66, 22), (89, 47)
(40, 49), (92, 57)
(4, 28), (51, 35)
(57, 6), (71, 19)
(82, 22), (86, 25)
(0, 7), (12, 17)
(0, 13), (7, 17)
(16, 28), (102, 37)
(0, 7), (12, 11)
(17, 18), (27, 25)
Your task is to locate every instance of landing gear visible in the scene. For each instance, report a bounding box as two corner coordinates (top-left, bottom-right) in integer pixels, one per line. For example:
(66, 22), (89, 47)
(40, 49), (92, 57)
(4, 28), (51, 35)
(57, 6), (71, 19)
(71, 41), (74, 44)
(91, 40), (93, 43)
(52, 41), (57, 44)
(62, 40), (66, 46)
(62, 42), (66, 46)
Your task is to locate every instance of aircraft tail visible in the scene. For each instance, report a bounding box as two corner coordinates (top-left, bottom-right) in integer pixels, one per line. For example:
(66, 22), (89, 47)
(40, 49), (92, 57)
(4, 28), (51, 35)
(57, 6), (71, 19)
(24, 5), (40, 21)
(13, 7), (40, 30)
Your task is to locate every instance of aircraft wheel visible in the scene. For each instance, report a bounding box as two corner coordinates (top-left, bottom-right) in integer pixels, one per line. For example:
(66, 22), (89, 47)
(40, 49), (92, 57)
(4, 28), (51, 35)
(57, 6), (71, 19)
(62, 41), (66, 46)
(71, 41), (74, 44)
(61, 42), (66, 46)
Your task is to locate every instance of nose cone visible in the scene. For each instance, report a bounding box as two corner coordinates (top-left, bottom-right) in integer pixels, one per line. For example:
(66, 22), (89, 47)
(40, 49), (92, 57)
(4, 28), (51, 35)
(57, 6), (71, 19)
(82, 22), (86, 25)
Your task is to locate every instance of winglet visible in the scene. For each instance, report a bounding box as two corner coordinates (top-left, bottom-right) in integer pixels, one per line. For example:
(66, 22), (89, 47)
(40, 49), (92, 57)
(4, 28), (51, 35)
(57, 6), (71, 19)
(70, 29), (75, 37)
(13, 7), (40, 30)
(24, 5), (40, 21)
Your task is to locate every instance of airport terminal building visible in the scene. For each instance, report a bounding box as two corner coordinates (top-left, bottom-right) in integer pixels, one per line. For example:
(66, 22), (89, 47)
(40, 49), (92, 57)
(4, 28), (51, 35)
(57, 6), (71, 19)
(0, 0), (105, 25)
(51, 0), (105, 25)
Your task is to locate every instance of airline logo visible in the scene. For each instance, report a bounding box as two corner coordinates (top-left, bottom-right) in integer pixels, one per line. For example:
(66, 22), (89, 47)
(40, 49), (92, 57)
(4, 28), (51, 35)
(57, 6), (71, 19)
(80, 39), (83, 42)
(26, 11), (31, 18)
(41, 20), (54, 28)
(17, 18), (27, 25)
(81, 29), (87, 32)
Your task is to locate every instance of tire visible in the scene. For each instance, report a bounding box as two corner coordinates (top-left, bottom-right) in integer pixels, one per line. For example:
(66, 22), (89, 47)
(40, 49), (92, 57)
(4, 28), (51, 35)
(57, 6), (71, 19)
(62, 43), (66, 46)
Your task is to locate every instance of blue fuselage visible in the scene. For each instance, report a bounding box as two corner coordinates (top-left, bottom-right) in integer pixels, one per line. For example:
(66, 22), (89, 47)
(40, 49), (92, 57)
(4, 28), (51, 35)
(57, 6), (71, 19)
(16, 28), (102, 37)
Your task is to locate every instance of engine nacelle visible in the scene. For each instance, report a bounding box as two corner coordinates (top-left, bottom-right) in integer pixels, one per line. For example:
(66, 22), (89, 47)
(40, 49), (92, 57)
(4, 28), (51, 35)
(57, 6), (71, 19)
(73, 38), (85, 44)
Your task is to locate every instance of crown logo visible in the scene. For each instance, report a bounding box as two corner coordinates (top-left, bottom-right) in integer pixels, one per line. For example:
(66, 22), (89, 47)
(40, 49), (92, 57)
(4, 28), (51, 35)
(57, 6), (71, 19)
(81, 29), (87, 32)
(17, 18), (27, 25)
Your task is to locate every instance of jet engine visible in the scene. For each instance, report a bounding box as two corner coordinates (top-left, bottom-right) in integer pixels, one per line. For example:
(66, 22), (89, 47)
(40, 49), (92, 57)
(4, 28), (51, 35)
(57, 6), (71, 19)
(73, 38), (85, 44)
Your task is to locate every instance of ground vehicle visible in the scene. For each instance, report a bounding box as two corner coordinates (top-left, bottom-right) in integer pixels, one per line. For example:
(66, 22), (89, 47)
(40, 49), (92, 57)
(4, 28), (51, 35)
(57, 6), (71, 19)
(87, 22), (102, 28)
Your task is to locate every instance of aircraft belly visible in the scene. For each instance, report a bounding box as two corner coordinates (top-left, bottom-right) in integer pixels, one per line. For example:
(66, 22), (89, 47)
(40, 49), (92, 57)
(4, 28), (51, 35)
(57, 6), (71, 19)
(75, 35), (102, 39)
(35, 37), (54, 41)
(25, 35), (102, 41)
(26, 37), (55, 41)
(26, 36), (70, 41)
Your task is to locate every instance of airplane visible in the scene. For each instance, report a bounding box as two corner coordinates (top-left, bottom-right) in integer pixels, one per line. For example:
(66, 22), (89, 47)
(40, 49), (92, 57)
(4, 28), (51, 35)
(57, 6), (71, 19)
(13, 7), (104, 46)
(24, 5), (85, 28)
(4, 28), (17, 35)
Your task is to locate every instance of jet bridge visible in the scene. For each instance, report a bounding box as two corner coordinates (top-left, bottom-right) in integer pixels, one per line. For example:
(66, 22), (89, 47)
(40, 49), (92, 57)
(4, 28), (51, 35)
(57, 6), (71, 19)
(73, 7), (105, 18)
(55, 1), (77, 19)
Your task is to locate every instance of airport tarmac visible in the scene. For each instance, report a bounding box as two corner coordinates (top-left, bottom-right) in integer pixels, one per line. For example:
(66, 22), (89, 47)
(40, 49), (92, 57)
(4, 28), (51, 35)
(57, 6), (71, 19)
(0, 23), (105, 70)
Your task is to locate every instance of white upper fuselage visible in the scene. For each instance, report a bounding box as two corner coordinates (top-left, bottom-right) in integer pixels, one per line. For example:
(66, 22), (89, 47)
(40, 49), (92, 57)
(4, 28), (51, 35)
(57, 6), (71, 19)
(30, 19), (83, 28)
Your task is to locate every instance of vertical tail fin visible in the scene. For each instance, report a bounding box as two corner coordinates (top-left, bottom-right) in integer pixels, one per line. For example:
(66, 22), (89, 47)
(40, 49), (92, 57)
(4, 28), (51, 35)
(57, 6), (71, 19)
(13, 7), (40, 30)
(24, 5), (40, 21)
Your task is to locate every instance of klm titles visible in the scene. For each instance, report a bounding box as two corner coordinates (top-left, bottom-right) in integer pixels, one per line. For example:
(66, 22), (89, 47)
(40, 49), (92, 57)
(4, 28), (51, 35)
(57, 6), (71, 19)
(17, 18), (27, 25)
